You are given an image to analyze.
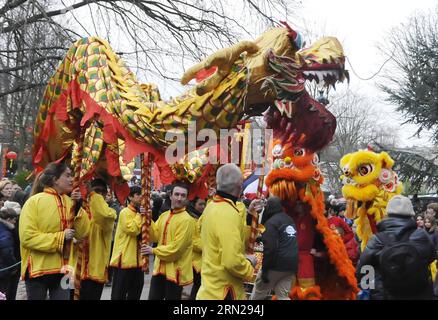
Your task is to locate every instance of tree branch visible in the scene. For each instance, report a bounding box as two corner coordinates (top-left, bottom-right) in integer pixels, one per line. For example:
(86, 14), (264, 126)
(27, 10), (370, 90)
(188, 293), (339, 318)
(0, 0), (29, 16)
(0, 56), (62, 73)
(0, 82), (47, 98)
(1, 0), (96, 33)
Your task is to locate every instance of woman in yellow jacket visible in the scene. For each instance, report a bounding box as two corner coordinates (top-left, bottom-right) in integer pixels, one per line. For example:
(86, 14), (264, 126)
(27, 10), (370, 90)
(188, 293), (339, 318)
(141, 183), (195, 300)
(19, 162), (90, 300)
(110, 186), (143, 300)
(78, 179), (117, 300)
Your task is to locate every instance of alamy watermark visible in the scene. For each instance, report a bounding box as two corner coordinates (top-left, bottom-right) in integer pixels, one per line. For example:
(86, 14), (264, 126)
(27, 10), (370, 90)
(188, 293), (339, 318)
(60, 264), (75, 290)
(164, 121), (273, 165)
(359, 265), (375, 290)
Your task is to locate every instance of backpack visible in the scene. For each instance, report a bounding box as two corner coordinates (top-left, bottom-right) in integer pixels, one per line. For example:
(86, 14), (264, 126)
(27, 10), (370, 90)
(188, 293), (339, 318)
(377, 230), (430, 295)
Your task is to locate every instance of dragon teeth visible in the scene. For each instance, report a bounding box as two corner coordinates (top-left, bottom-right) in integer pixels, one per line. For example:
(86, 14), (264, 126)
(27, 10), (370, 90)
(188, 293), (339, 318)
(303, 70), (340, 81)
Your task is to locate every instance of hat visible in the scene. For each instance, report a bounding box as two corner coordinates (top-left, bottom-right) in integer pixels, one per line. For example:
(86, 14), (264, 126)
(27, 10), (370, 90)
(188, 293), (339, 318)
(261, 196), (284, 224)
(3, 201), (21, 215)
(267, 196), (283, 212)
(0, 179), (11, 192)
(386, 195), (415, 217)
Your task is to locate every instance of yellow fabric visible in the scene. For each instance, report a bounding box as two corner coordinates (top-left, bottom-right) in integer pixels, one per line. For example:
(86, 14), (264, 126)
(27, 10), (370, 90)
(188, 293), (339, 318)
(19, 190), (90, 279)
(150, 208), (195, 285)
(110, 206), (142, 269)
(431, 260), (437, 282)
(236, 201), (251, 249)
(196, 197), (254, 300)
(192, 215), (202, 273)
(79, 192), (117, 283)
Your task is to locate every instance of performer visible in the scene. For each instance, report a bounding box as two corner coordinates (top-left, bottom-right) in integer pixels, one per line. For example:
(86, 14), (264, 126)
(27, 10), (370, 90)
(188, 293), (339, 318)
(19, 162), (90, 300)
(340, 149), (403, 250)
(187, 197), (206, 300)
(110, 186), (144, 300)
(78, 179), (117, 300)
(196, 164), (257, 300)
(141, 183), (195, 300)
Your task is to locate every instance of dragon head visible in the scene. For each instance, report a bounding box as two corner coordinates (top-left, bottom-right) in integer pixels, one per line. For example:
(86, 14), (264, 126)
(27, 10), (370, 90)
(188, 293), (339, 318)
(181, 24), (348, 153)
(247, 24), (348, 104)
(340, 149), (403, 217)
(259, 24), (348, 153)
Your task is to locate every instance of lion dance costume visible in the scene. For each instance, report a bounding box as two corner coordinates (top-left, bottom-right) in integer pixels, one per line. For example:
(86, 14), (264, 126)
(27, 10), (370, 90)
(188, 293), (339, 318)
(340, 149), (403, 251)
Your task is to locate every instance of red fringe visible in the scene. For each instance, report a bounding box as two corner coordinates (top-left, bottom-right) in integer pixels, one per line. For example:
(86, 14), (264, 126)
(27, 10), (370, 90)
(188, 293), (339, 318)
(33, 79), (176, 190)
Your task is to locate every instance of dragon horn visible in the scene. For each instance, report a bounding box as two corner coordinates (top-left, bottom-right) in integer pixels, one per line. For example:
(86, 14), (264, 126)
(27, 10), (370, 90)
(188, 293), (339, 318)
(280, 21), (298, 40)
(181, 41), (259, 96)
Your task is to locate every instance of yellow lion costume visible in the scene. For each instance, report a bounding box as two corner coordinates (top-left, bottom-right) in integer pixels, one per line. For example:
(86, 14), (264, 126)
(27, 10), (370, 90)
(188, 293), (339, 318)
(340, 149), (403, 250)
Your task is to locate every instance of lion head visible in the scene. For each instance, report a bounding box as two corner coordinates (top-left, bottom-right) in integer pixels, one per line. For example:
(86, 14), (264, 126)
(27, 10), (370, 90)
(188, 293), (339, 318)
(340, 149), (403, 218)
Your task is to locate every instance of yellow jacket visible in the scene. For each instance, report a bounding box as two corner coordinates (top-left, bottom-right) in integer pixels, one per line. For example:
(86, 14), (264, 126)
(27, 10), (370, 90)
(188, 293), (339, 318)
(236, 202), (252, 249)
(110, 205), (142, 269)
(196, 195), (254, 300)
(78, 192), (117, 283)
(150, 207), (195, 285)
(191, 214), (202, 273)
(19, 188), (90, 279)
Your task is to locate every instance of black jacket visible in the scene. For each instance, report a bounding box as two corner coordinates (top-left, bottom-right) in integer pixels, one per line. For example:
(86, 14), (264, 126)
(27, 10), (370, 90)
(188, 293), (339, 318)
(261, 210), (298, 274)
(357, 215), (437, 299)
(187, 203), (202, 220)
(0, 219), (18, 279)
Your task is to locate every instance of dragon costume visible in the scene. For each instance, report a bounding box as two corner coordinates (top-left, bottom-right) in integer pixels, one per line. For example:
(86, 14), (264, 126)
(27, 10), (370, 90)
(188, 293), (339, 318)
(32, 22), (357, 299)
(340, 149), (403, 250)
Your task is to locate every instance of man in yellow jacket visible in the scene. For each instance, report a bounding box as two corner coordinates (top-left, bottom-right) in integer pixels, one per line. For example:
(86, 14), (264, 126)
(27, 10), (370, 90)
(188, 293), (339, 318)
(19, 162), (90, 300)
(141, 183), (195, 300)
(196, 164), (257, 300)
(110, 186), (144, 300)
(78, 179), (117, 300)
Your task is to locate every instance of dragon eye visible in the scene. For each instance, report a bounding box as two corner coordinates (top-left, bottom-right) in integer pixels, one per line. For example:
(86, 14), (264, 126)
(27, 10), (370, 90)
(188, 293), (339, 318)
(293, 148), (305, 157)
(358, 164), (373, 176)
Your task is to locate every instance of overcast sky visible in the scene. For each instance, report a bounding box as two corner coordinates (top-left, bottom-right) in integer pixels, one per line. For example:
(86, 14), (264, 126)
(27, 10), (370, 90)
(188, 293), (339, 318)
(295, 0), (437, 147)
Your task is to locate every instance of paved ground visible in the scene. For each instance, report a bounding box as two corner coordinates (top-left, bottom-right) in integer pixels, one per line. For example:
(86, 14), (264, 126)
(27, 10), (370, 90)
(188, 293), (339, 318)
(16, 255), (192, 300)
(16, 279), (27, 300)
(100, 273), (193, 300)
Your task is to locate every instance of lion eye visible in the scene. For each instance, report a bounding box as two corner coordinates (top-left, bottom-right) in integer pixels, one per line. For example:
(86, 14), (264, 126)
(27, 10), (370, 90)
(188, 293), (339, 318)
(312, 154), (319, 165)
(293, 148), (305, 156)
(358, 164), (373, 176)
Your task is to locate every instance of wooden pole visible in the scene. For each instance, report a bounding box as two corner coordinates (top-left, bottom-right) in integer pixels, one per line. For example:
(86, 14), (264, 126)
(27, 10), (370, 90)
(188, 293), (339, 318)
(71, 127), (86, 300)
(248, 160), (265, 254)
(140, 153), (153, 273)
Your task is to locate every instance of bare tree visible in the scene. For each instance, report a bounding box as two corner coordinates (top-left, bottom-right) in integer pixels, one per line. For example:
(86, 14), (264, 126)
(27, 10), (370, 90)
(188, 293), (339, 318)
(319, 88), (399, 195)
(1, 0), (299, 94)
(0, 0), (71, 170)
(0, 0), (299, 170)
